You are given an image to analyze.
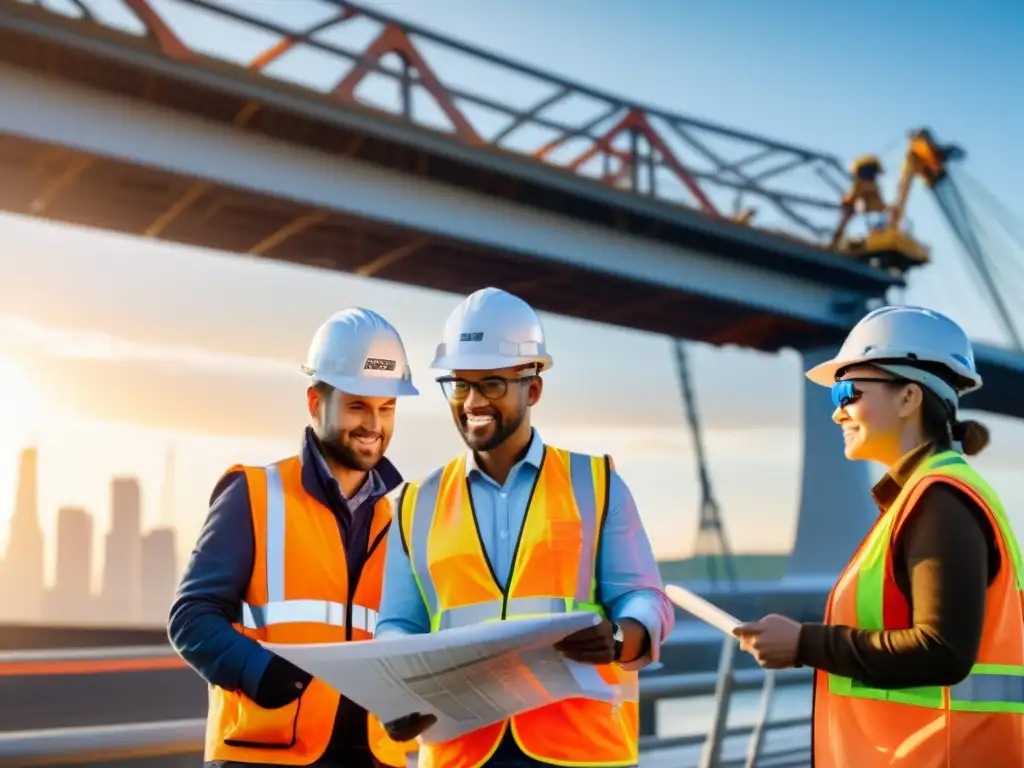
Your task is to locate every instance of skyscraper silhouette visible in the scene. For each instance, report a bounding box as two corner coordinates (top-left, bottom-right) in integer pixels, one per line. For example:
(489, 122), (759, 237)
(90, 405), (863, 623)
(1, 447), (45, 620)
(160, 444), (176, 527)
(100, 477), (142, 624)
(140, 527), (177, 626)
(51, 506), (94, 623)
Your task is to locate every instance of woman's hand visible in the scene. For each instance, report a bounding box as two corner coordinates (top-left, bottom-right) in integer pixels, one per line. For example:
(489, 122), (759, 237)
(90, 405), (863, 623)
(733, 613), (803, 669)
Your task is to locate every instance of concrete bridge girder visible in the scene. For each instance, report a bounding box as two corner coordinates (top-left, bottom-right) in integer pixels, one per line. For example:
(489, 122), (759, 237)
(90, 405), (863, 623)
(788, 347), (878, 577)
(0, 62), (870, 334)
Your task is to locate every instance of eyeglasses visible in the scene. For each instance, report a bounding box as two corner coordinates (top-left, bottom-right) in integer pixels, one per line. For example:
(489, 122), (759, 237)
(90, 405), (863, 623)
(436, 371), (537, 403)
(831, 377), (905, 408)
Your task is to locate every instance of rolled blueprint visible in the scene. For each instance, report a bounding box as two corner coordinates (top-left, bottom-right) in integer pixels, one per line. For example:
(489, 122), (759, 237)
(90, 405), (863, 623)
(665, 584), (742, 635)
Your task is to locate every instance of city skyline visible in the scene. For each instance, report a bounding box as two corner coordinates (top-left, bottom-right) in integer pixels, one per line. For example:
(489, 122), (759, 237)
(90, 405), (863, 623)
(0, 446), (178, 626)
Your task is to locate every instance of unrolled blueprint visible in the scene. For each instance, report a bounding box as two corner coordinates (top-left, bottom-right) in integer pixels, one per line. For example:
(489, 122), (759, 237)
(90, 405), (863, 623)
(265, 612), (621, 742)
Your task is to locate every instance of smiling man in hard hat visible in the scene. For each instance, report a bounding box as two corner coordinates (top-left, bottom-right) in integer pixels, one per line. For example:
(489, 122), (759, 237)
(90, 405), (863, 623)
(169, 308), (419, 768)
(374, 287), (674, 768)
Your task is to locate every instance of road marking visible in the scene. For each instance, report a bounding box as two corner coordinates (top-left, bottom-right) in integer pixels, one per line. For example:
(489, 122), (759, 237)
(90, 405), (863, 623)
(0, 656), (188, 677)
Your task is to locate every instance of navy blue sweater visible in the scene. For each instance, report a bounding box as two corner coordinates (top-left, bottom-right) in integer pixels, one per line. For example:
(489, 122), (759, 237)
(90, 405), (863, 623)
(167, 427), (402, 761)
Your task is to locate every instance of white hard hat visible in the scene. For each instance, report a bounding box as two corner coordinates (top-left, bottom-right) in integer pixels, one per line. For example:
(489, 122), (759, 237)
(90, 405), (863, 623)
(301, 308), (418, 398)
(806, 305), (982, 404)
(429, 287), (553, 372)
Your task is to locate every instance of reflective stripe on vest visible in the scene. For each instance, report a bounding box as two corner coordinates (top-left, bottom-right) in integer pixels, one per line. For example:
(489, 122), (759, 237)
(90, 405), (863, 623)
(238, 464), (379, 633)
(408, 450), (604, 632)
(241, 601), (379, 634)
(829, 665), (1024, 713)
(825, 451), (1024, 713)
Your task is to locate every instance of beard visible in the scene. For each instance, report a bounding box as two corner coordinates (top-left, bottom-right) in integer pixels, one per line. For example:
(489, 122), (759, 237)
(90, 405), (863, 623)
(457, 407), (523, 452)
(318, 428), (384, 472)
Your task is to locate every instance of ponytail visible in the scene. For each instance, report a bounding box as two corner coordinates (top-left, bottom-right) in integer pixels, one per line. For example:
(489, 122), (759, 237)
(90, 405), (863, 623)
(952, 419), (991, 456)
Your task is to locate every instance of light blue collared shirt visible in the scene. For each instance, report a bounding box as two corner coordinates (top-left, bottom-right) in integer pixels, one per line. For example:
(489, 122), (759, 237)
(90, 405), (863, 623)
(375, 429), (674, 665)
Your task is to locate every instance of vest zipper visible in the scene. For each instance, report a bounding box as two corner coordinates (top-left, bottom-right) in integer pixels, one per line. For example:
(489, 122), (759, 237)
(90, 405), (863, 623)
(345, 516), (390, 640)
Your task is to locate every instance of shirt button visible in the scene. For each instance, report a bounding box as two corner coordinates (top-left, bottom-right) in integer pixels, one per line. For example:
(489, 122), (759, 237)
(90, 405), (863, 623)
(499, 492), (507, 498)
(500, 530), (508, 539)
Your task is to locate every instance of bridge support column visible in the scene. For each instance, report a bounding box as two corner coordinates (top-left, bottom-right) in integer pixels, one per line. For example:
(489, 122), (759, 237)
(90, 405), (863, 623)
(787, 347), (878, 577)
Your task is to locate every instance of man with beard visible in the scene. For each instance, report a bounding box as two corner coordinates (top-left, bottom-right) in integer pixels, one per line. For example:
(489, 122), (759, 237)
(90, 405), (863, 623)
(374, 288), (673, 768)
(169, 307), (420, 768)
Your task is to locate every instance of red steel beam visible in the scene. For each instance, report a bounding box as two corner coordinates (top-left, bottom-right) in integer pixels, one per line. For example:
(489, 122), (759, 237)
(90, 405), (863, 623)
(542, 107), (720, 216)
(122, 0), (193, 60)
(331, 24), (482, 145)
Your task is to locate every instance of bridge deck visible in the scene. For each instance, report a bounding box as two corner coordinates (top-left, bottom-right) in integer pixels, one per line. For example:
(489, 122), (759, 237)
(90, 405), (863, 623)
(0, 1), (898, 291)
(0, 127), (840, 353)
(0, 0), (900, 354)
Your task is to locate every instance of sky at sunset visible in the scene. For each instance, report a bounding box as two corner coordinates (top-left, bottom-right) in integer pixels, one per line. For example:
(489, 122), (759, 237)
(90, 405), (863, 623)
(1, 0), (1022, 588)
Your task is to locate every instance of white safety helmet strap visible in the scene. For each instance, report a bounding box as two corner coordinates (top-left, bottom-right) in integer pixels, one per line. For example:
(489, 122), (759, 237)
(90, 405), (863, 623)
(871, 363), (960, 413)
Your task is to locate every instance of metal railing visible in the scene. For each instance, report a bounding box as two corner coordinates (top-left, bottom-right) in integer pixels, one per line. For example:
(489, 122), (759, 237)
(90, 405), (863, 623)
(0, 638), (812, 767)
(0, 719), (205, 766)
(641, 637), (812, 767)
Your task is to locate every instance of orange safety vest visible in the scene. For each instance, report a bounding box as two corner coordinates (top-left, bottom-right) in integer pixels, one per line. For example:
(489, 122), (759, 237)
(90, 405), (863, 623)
(203, 455), (417, 767)
(399, 445), (640, 768)
(813, 450), (1024, 767)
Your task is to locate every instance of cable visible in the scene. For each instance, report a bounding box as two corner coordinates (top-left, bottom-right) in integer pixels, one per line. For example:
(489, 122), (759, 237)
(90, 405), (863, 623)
(932, 169), (1024, 348)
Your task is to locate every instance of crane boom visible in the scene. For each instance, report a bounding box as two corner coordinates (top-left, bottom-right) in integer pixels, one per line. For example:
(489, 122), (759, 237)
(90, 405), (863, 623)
(831, 128), (1023, 350)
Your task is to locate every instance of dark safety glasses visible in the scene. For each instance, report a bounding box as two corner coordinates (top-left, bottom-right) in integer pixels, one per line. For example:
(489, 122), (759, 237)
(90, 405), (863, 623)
(830, 377), (905, 409)
(436, 369), (537, 403)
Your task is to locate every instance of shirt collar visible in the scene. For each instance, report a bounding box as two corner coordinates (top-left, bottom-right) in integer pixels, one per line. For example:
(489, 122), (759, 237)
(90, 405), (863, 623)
(465, 428), (544, 479)
(313, 445), (383, 505)
(300, 426), (402, 511)
(870, 441), (936, 513)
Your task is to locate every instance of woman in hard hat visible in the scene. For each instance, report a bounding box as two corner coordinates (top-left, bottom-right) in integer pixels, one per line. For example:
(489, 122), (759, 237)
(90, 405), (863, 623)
(734, 305), (1024, 767)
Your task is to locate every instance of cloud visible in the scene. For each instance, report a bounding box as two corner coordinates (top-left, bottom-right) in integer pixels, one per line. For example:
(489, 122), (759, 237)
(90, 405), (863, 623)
(0, 315), (440, 431)
(0, 314), (298, 377)
(0, 213), (810, 434)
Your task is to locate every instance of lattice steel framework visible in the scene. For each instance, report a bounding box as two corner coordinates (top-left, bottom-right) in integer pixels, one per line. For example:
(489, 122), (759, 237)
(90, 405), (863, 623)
(11, 0), (854, 244)
(674, 340), (737, 586)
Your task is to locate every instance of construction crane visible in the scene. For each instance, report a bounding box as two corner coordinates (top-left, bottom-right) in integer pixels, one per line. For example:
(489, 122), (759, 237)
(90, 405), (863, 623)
(673, 339), (737, 587)
(671, 129), (1022, 584)
(830, 128), (1024, 350)
(830, 129), (961, 271)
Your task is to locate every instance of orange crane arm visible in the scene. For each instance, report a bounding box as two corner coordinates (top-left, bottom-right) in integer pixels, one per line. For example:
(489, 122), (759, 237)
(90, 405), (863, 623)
(888, 129), (962, 228)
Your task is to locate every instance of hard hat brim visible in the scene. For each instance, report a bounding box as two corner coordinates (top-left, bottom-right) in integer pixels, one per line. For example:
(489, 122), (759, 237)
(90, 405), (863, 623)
(429, 352), (554, 372)
(805, 358), (847, 387)
(311, 372), (419, 398)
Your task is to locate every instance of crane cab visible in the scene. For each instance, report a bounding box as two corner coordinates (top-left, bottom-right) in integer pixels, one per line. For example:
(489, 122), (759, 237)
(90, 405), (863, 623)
(836, 227), (931, 274)
(829, 130), (961, 275)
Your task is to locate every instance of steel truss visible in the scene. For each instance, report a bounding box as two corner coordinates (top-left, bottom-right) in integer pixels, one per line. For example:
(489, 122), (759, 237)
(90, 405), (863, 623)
(15, 0), (853, 243)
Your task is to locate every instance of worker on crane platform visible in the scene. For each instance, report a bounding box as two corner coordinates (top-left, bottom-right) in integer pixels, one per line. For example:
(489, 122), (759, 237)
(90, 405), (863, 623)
(372, 287), (675, 768)
(734, 305), (1024, 767)
(168, 308), (420, 768)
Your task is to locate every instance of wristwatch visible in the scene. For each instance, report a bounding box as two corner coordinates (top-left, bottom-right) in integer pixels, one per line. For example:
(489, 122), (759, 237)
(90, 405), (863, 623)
(611, 622), (624, 661)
